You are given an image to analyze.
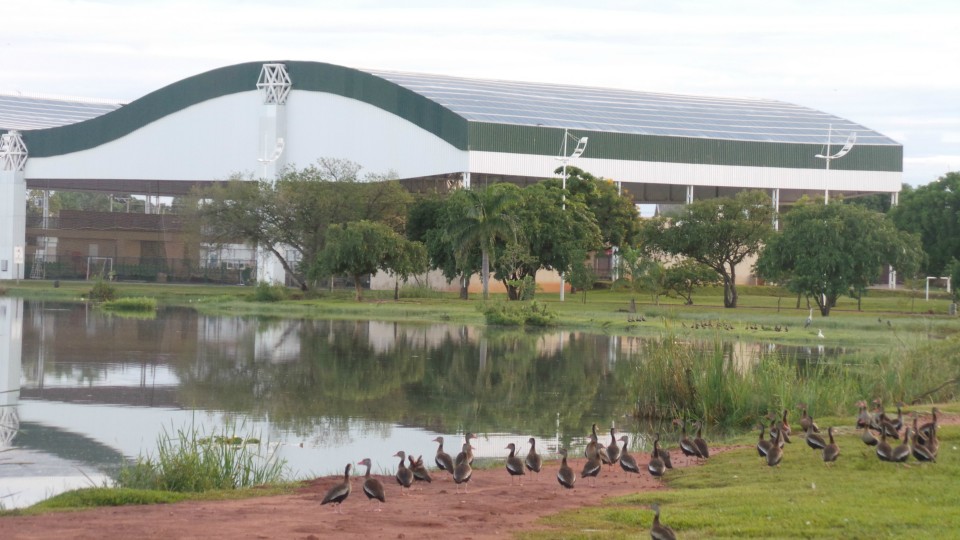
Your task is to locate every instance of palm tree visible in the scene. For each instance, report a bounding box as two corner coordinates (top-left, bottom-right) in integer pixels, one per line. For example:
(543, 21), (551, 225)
(447, 184), (520, 300)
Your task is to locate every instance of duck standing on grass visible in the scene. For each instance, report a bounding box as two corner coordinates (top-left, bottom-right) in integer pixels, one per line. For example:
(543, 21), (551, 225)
(650, 503), (677, 540)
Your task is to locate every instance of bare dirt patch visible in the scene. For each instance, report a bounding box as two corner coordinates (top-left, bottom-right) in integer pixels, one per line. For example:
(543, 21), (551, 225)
(0, 449), (725, 540)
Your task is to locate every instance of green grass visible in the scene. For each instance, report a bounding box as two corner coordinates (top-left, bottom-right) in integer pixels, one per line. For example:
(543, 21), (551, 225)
(627, 334), (960, 429)
(100, 296), (157, 312)
(115, 422), (288, 493)
(522, 424), (960, 539)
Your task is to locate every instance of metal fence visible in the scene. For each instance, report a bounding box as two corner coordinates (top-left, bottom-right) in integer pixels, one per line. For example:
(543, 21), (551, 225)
(26, 255), (254, 285)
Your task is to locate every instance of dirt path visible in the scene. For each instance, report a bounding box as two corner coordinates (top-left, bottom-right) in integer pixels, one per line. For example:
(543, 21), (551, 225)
(0, 450), (717, 540)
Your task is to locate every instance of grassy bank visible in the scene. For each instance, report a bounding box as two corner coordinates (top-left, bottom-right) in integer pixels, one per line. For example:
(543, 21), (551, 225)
(3, 279), (956, 344)
(523, 421), (959, 539)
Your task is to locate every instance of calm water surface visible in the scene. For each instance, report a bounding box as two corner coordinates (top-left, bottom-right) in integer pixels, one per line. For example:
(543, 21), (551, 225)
(0, 297), (845, 508)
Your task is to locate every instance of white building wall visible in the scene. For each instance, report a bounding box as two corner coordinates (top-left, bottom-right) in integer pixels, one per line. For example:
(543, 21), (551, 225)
(25, 93), (264, 182)
(469, 151), (902, 194)
(284, 91), (467, 178)
(23, 91), (469, 184)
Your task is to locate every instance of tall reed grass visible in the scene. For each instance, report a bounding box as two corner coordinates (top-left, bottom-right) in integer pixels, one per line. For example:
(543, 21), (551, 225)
(628, 334), (960, 429)
(116, 422), (287, 493)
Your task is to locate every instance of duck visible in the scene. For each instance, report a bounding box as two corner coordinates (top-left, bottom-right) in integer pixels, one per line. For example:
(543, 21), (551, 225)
(585, 428), (601, 461)
(909, 424), (936, 462)
(409, 454), (432, 484)
(321, 463), (352, 513)
(357, 458), (385, 511)
(927, 421), (940, 458)
(918, 407), (940, 442)
(769, 419), (787, 449)
(822, 427), (839, 465)
(432, 436), (455, 476)
(583, 430), (610, 463)
(890, 428), (911, 463)
(556, 448), (576, 490)
(860, 425), (879, 447)
(675, 419), (698, 458)
(525, 437), (543, 478)
(855, 400), (872, 429)
(804, 422), (826, 451)
(453, 443), (473, 493)
(693, 421), (709, 460)
(778, 409), (793, 438)
(650, 503), (677, 540)
(393, 451), (414, 494)
(766, 428), (784, 467)
(456, 432), (477, 466)
(875, 428), (893, 462)
(768, 412), (791, 445)
(798, 403), (820, 433)
(618, 435), (640, 475)
(581, 453), (602, 487)
(505, 443), (525, 484)
(655, 436), (673, 470)
(606, 426), (622, 465)
(647, 436), (666, 481)
(756, 424), (773, 458)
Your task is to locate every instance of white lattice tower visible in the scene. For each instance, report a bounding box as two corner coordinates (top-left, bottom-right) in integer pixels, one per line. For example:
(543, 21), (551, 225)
(1, 131), (28, 172)
(256, 63), (292, 105)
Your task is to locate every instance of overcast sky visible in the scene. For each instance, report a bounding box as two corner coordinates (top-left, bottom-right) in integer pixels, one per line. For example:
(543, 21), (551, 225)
(5, 0), (958, 186)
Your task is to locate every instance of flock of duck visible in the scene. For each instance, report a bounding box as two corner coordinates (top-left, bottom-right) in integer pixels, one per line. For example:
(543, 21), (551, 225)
(755, 401), (941, 468)
(319, 402), (942, 539)
(319, 424), (703, 538)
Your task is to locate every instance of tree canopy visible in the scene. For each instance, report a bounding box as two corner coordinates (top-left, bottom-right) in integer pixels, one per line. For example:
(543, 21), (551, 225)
(755, 199), (923, 316)
(315, 220), (426, 301)
(889, 171), (960, 276)
(189, 159), (410, 290)
(545, 166), (640, 248)
(639, 190), (774, 308)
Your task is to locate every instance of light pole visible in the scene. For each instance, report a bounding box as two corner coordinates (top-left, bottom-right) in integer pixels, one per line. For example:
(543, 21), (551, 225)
(814, 124), (856, 204)
(556, 129), (588, 301)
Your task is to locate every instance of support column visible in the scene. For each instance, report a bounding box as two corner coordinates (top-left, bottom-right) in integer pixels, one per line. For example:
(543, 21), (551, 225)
(462, 171), (471, 190)
(888, 190), (899, 288)
(685, 185), (694, 204)
(0, 131), (28, 281)
(255, 64), (291, 285)
(771, 188), (780, 231)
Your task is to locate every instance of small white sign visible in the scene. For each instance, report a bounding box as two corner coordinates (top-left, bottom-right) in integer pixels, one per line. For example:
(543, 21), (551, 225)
(13, 246), (24, 265)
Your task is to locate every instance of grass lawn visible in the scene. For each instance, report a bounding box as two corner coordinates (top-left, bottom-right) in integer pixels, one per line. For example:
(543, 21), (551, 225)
(524, 421), (959, 539)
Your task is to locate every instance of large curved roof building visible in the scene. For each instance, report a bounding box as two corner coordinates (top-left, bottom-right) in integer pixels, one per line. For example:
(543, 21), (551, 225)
(1, 60), (902, 280)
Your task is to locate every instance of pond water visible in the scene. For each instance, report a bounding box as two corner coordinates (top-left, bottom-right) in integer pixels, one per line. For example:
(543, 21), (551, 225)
(0, 297), (847, 508)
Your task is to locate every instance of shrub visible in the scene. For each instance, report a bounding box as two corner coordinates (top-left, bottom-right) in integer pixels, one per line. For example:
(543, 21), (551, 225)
(480, 300), (557, 326)
(101, 297), (157, 312)
(251, 282), (288, 302)
(88, 278), (117, 301)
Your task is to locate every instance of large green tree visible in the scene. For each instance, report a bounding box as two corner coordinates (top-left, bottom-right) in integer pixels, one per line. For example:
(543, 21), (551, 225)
(315, 220), (427, 301)
(756, 200), (923, 316)
(889, 172), (960, 275)
(445, 183), (521, 300)
(189, 159), (411, 291)
(546, 166), (641, 248)
(407, 194), (482, 299)
(492, 182), (603, 300)
(639, 190), (773, 308)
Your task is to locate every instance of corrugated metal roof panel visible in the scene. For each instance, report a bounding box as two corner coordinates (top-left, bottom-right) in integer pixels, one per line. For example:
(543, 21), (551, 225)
(0, 94), (123, 131)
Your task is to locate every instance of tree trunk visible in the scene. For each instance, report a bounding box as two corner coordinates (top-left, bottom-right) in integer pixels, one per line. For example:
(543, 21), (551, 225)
(353, 274), (363, 302)
(722, 266), (738, 308)
(459, 275), (469, 300)
(394, 278), (399, 301)
(481, 249), (490, 300)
